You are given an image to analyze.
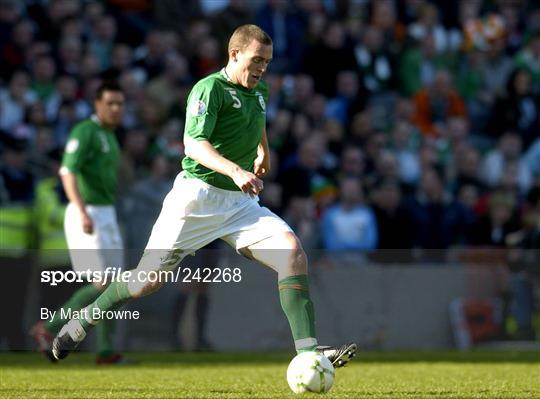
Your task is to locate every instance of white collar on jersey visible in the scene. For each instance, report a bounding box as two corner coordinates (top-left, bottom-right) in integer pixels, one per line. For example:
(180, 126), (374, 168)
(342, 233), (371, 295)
(221, 68), (232, 82)
(90, 114), (104, 126)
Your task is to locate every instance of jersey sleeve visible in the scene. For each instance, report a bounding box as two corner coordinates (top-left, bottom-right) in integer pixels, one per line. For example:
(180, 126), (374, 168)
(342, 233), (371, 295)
(60, 124), (93, 174)
(184, 79), (222, 141)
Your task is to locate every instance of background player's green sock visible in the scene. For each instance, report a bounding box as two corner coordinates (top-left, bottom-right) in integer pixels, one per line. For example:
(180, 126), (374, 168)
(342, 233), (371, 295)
(80, 281), (132, 331)
(279, 275), (317, 353)
(96, 319), (116, 357)
(46, 284), (101, 334)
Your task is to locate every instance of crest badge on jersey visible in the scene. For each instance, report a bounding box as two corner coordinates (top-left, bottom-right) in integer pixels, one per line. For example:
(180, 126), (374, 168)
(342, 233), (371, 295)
(257, 94), (266, 112)
(190, 99), (207, 116)
(65, 139), (79, 153)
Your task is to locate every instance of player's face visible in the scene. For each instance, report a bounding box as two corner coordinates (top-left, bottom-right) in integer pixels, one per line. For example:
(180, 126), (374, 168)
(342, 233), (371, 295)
(95, 90), (125, 128)
(234, 39), (272, 89)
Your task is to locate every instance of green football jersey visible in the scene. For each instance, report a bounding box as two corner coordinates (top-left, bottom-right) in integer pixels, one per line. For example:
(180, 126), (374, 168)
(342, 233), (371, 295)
(61, 115), (120, 205)
(182, 69), (269, 191)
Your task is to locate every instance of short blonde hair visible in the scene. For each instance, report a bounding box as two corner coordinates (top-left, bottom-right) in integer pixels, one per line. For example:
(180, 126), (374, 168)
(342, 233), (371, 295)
(228, 24), (272, 53)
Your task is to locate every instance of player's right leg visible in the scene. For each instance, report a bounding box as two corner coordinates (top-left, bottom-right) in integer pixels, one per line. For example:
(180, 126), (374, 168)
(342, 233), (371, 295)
(51, 245), (176, 361)
(31, 281), (104, 362)
(52, 174), (214, 360)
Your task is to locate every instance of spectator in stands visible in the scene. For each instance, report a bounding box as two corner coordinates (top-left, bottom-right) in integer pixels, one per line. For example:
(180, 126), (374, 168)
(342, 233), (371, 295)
(371, 178), (413, 262)
(407, 2), (461, 54)
(281, 74), (315, 114)
(413, 69), (467, 137)
(389, 120), (421, 186)
(88, 15), (117, 70)
(280, 133), (334, 209)
(0, 18), (34, 80)
(451, 144), (484, 196)
(190, 35), (221, 79)
(487, 68), (540, 148)
(399, 35), (454, 96)
(469, 191), (520, 246)
(370, 150), (400, 189)
(80, 52), (101, 81)
(0, 70), (37, 132)
(405, 167), (473, 253)
(321, 177), (377, 251)
(336, 145), (365, 182)
(118, 69), (146, 129)
(349, 109), (374, 146)
(31, 55), (56, 102)
(353, 25), (395, 94)
(363, 131), (387, 176)
(303, 21), (357, 96)
(133, 30), (168, 80)
(326, 70), (365, 128)
(369, 0), (404, 54)
(146, 52), (191, 112)
(101, 44), (133, 80)
(458, 36), (513, 131)
(515, 30), (540, 94)
(523, 138), (540, 178)
(56, 36), (82, 76)
(256, 0), (306, 73)
(45, 75), (89, 124)
(480, 132), (533, 195)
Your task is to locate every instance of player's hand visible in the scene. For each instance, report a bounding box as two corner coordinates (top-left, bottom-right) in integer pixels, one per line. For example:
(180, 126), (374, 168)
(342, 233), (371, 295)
(81, 211), (94, 234)
(253, 153), (270, 177)
(231, 168), (264, 197)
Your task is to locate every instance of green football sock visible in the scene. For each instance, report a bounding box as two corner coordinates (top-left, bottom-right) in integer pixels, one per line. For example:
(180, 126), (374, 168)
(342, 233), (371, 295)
(96, 319), (116, 357)
(278, 275), (317, 353)
(80, 281), (132, 331)
(45, 284), (101, 334)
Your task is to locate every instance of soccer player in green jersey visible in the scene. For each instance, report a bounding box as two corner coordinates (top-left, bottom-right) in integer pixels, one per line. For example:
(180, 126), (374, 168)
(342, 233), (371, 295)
(31, 81), (127, 364)
(51, 25), (356, 366)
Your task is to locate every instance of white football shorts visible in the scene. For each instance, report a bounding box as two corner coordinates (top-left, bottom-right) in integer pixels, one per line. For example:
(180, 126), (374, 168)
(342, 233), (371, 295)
(64, 203), (124, 272)
(139, 171), (293, 271)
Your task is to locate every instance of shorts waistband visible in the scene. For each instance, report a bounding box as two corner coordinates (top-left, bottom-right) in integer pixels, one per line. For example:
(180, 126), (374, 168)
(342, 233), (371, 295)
(178, 171), (247, 197)
(67, 203), (115, 211)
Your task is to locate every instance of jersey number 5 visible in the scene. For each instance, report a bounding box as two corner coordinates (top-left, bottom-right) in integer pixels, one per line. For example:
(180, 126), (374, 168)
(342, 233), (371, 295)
(226, 89), (242, 109)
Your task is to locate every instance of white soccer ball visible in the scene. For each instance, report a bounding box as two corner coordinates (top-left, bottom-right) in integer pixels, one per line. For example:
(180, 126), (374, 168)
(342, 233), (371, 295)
(286, 352), (335, 394)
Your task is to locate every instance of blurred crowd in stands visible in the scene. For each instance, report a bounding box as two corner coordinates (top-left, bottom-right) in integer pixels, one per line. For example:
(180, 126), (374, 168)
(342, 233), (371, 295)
(0, 0), (539, 260)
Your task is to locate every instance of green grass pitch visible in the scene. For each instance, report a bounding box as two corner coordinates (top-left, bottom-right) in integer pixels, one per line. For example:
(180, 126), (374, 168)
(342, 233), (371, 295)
(1, 351), (539, 398)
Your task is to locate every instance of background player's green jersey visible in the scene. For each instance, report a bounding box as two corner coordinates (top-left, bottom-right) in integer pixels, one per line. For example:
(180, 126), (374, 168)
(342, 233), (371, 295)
(182, 70), (269, 191)
(61, 115), (120, 205)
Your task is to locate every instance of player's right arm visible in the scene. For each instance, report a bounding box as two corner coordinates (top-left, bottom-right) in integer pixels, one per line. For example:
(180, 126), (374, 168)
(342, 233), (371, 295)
(59, 172), (93, 234)
(59, 126), (94, 234)
(184, 136), (263, 196)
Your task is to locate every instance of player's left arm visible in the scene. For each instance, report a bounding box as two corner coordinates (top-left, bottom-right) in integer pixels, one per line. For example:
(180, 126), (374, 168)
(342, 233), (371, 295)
(253, 127), (270, 177)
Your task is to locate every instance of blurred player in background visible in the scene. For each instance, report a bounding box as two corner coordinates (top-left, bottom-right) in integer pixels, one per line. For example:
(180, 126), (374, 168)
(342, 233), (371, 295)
(31, 81), (127, 364)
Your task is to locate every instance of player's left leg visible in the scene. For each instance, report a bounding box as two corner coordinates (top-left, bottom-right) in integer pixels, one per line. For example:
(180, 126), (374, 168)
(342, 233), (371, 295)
(239, 232), (356, 367)
(223, 199), (357, 367)
(240, 232), (317, 352)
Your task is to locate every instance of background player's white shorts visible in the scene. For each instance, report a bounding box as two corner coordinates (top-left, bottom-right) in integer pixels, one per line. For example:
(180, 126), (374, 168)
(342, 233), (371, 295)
(140, 172), (293, 271)
(64, 203), (124, 272)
